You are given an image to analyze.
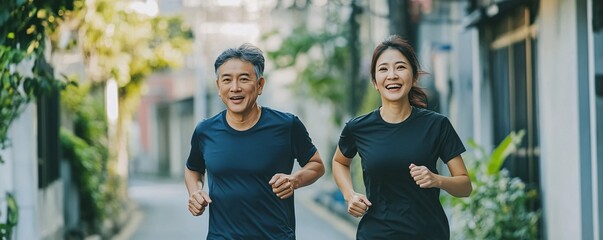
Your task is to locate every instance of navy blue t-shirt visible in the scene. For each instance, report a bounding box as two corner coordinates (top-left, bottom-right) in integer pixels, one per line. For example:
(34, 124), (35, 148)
(338, 106), (465, 240)
(186, 107), (317, 240)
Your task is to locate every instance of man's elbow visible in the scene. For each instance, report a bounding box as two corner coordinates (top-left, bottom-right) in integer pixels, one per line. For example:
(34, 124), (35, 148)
(317, 161), (326, 178)
(309, 160), (325, 183)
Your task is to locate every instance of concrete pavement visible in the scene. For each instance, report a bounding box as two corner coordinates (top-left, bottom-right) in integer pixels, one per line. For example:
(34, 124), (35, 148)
(113, 176), (355, 240)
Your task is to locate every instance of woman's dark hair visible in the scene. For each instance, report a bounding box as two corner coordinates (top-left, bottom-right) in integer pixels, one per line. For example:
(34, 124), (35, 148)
(370, 35), (428, 108)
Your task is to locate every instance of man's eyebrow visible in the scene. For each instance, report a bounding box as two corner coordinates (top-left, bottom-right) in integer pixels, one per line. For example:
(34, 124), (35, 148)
(220, 73), (252, 78)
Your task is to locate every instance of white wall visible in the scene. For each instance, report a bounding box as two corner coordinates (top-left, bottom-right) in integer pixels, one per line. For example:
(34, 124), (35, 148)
(0, 104), (66, 240)
(37, 181), (64, 239)
(0, 105), (40, 240)
(538, 0), (584, 238)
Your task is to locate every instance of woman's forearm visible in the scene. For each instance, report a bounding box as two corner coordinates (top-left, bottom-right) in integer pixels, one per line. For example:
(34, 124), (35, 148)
(437, 174), (472, 197)
(332, 160), (355, 201)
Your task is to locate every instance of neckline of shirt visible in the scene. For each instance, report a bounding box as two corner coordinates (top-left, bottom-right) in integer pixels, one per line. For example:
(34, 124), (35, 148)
(376, 105), (415, 126)
(222, 106), (264, 133)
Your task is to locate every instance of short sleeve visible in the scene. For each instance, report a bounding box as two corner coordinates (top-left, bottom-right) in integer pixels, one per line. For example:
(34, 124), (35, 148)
(185, 126), (206, 173)
(437, 117), (466, 163)
(337, 122), (357, 159)
(291, 116), (317, 167)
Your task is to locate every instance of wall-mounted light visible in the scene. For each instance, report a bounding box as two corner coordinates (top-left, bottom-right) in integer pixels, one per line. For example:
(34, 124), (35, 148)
(106, 78), (119, 123)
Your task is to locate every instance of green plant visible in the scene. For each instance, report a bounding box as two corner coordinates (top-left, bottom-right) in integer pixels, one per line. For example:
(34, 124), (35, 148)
(264, 26), (350, 124)
(0, 193), (18, 240)
(73, 0), (193, 196)
(264, 0), (368, 125)
(1, 1), (74, 237)
(60, 83), (109, 234)
(0, 0), (75, 162)
(60, 128), (106, 231)
(447, 130), (539, 240)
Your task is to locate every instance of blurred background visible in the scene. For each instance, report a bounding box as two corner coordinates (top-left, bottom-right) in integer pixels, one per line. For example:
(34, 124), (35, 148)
(1, 0), (602, 239)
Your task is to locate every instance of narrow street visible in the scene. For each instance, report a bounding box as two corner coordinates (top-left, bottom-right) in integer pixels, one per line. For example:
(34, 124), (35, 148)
(115, 176), (355, 240)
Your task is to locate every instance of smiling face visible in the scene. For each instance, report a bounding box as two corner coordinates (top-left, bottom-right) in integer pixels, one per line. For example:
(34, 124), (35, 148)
(216, 58), (264, 116)
(373, 48), (415, 104)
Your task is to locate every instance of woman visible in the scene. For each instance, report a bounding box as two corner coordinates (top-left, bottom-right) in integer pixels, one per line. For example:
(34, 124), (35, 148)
(332, 35), (472, 239)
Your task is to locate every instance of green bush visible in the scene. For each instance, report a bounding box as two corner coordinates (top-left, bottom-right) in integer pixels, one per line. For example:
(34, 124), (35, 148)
(0, 193), (18, 240)
(60, 84), (110, 234)
(447, 130), (539, 240)
(60, 128), (106, 231)
(0, 0), (75, 162)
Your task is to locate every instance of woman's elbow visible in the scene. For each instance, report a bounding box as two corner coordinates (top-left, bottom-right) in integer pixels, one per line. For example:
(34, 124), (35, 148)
(461, 184), (473, 198)
(458, 181), (473, 198)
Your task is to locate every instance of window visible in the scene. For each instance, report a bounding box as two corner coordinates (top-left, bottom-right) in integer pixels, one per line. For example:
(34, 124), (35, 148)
(487, 6), (540, 191)
(37, 90), (61, 189)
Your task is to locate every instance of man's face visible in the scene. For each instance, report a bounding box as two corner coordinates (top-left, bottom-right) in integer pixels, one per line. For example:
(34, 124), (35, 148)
(216, 58), (264, 115)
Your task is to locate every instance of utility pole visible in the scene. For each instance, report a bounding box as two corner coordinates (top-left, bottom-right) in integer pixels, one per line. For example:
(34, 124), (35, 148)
(348, 0), (363, 116)
(387, 0), (418, 46)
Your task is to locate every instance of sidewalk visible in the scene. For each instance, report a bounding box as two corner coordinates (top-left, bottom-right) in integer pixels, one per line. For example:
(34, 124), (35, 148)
(295, 181), (356, 240)
(113, 177), (356, 240)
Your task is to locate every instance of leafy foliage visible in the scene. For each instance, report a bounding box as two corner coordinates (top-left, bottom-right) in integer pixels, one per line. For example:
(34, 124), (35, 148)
(0, 46), (28, 153)
(77, 0), (192, 87)
(0, 193), (18, 240)
(0, 0), (75, 162)
(55, 0), (193, 234)
(1, 1), (74, 237)
(60, 83), (111, 234)
(0, 0), (74, 54)
(446, 130), (540, 239)
(60, 129), (105, 230)
(1, 0), (193, 237)
(264, 3), (358, 124)
(75, 1), (193, 190)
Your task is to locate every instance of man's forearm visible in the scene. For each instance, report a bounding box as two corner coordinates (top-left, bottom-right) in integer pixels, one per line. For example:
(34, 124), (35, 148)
(292, 161), (324, 189)
(185, 168), (204, 195)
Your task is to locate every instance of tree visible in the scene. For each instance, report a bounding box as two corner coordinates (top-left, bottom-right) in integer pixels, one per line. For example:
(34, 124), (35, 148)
(73, 0), (193, 198)
(265, 0), (366, 124)
(54, 0), (193, 232)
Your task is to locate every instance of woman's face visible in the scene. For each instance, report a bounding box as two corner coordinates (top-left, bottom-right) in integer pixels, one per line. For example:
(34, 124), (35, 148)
(373, 48), (415, 104)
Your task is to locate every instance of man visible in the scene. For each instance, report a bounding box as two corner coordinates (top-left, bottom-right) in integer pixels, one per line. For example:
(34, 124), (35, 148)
(185, 43), (325, 239)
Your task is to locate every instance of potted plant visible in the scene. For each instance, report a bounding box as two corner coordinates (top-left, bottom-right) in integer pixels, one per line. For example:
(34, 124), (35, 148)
(446, 130), (539, 239)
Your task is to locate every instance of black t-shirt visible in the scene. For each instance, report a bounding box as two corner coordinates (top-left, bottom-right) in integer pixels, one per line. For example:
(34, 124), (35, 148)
(186, 107), (317, 240)
(338, 106), (465, 240)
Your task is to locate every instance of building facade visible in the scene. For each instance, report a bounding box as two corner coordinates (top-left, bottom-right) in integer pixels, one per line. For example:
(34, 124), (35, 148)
(444, 0), (602, 238)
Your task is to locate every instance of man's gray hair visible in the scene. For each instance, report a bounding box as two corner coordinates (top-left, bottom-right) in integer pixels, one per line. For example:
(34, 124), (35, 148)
(214, 43), (265, 79)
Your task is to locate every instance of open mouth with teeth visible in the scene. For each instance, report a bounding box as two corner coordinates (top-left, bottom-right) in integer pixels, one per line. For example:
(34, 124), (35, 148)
(229, 96), (245, 103)
(385, 84), (402, 90)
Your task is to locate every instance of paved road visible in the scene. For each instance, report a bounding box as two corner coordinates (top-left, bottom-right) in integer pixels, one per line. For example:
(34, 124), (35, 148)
(115, 177), (354, 240)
